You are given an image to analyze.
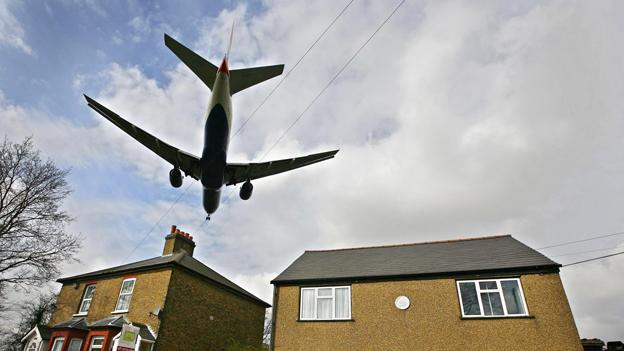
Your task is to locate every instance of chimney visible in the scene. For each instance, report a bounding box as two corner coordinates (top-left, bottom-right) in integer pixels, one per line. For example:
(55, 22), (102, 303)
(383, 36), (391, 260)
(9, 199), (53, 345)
(162, 225), (196, 256)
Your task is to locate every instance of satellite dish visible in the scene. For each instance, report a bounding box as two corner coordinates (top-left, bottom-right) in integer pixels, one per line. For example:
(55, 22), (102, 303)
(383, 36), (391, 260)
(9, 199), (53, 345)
(395, 296), (410, 310)
(151, 307), (161, 316)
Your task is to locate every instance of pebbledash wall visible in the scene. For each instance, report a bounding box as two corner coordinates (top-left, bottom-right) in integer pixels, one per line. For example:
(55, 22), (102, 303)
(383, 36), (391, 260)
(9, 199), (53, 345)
(272, 273), (582, 351)
(50, 269), (170, 332)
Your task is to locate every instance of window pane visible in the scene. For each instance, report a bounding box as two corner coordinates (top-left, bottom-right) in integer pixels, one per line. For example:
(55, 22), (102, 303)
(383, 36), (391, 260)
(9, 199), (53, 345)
(481, 292), (504, 316)
(479, 281), (497, 290)
(501, 280), (526, 315)
(68, 339), (82, 351)
(91, 337), (104, 346)
(84, 285), (96, 299)
(300, 289), (315, 319)
(459, 282), (481, 316)
(317, 298), (332, 319)
(79, 299), (91, 313)
(335, 288), (350, 319)
(51, 338), (64, 351)
(317, 288), (332, 297)
(116, 294), (131, 311)
(121, 280), (135, 294)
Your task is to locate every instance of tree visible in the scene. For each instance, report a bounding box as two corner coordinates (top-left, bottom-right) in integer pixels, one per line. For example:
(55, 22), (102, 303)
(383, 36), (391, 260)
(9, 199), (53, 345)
(0, 137), (80, 298)
(0, 292), (57, 351)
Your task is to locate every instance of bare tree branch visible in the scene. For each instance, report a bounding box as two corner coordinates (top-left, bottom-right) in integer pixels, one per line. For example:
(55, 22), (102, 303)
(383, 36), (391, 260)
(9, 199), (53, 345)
(0, 137), (81, 300)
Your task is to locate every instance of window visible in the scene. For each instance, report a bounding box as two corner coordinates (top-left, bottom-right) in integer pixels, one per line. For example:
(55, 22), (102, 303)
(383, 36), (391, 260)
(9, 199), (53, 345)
(78, 284), (96, 314)
(89, 336), (105, 351)
(300, 286), (351, 320)
(114, 278), (136, 312)
(27, 342), (37, 351)
(50, 337), (64, 351)
(68, 338), (83, 351)
(457, 278), (528, 317)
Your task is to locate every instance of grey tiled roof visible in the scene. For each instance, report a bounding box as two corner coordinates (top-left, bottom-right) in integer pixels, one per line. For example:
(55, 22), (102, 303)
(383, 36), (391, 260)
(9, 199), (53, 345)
(89, 316), (126, 328)
(57, 252), (269, 307)
(51, 318), (89, 330)
(272, 235), (559, 284)
(133, 323), (156, 342)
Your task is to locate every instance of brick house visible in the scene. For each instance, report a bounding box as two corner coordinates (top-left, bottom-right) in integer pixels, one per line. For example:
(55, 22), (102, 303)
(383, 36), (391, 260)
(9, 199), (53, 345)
(270, 235), (583, 350)
(46, 225), (269, 351)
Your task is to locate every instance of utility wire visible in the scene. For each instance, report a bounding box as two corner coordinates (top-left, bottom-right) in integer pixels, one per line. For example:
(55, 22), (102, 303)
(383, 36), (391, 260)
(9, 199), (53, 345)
(549, 246), (620, 258)
(124, 182), (194, 260)
(231, 0), (357, 139)
(259, 0), (407, 161)
(563, 250), (624, 267)
(537, 231), (624, 250)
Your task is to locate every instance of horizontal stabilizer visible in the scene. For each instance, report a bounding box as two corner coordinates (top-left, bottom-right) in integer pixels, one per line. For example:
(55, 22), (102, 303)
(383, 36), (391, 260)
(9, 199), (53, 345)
(230, 64), (284, 95)
(164, 33), (218, 90)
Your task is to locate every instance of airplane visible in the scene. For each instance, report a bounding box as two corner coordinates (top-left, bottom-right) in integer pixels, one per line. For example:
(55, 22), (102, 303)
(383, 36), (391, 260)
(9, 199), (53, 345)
(84, 31), (338, 219)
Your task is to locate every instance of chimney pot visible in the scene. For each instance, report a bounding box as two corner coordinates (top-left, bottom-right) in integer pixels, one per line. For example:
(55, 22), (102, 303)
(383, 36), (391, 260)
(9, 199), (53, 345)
(163, 226), (196, 256)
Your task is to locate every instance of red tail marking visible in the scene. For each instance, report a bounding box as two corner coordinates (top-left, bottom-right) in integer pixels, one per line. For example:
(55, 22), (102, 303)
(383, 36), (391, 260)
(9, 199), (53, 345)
(218, 57), (229, 75)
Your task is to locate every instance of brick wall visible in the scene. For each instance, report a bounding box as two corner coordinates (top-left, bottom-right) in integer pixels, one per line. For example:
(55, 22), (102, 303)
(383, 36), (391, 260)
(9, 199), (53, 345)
(156, 267), (266, 351)
(49, 268), (172, 333)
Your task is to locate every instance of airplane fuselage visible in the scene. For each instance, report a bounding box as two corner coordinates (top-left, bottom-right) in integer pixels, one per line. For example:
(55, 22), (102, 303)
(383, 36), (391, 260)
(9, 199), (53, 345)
(200, 61), (232, 215)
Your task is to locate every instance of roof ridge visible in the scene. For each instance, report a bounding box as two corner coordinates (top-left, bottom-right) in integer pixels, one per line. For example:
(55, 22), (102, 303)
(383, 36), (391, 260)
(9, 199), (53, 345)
(306, 234), (512, 253)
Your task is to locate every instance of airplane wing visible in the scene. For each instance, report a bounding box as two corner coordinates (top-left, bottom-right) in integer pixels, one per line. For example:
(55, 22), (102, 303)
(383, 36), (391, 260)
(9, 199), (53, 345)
(224, 150), (338, 185)
(84, 95), (202, 180)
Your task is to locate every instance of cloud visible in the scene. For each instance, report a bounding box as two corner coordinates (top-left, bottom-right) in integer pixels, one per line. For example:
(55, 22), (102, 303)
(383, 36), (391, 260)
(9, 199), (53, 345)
(0, 0), (33, 54)
(4, 0), (623, 342)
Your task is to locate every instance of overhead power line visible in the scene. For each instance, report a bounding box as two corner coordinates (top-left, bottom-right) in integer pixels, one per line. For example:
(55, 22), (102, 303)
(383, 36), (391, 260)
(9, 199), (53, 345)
(124, 182), (194, 260)
(259, 0), (406, 161)
(231, 0), (357, 139)
(563, 250), (624, 267)
(537, 231), (624, 250)
(548, 246), (620, 258)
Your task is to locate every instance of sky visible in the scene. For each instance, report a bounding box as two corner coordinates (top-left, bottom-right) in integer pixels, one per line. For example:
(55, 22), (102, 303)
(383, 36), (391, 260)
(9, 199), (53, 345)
(1, 0), (623, 342)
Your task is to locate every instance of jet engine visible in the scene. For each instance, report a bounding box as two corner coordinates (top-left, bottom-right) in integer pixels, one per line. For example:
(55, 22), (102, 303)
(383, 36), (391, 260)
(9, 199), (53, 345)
(239, 181), (253, 200)
(169, 168), (183, 188)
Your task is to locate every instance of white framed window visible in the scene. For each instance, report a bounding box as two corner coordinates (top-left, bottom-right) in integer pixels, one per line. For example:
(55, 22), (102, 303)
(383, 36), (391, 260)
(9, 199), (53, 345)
(50, 337), (64, 351)
(77, 284), (96, 315)
(114, 278), (136, 312)
(89, 336), (105, 351)
(68, 338), (83, 351)
(457, 278), (528, 317)
(300, 286), (351, 320)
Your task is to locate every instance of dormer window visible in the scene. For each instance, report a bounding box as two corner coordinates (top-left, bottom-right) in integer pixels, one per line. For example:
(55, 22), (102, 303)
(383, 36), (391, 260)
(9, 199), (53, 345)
(114, 278), (136, 312)
(78, 284), (96, 315)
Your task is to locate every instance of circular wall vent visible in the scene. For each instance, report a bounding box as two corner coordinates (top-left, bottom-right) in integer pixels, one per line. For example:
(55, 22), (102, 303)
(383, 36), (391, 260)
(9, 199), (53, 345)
(395, 295), (410, 310)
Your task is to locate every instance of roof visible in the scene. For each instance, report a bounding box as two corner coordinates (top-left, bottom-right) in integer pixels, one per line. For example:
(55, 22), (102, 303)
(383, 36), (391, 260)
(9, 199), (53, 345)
(133, 322), (156, 342)
(272, 235), (559, 284)
(21, 325), (51, 342)
(57, 251), (270, 307)
(89, 315), (126, 328)
(51, 318), (89, 330)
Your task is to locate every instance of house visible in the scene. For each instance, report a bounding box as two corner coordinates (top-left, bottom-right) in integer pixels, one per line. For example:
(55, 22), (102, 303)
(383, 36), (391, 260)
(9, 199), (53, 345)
(45, 225), (269, 351)
(21, 325), (50, 351)
(270, 235), (583, 350)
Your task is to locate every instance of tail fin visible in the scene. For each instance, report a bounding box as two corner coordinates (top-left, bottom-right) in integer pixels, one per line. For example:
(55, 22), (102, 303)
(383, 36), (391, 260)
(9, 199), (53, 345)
(164, 33), (285, 95)
(164, 34), (218, 90)
(229, 65), (284, 95)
